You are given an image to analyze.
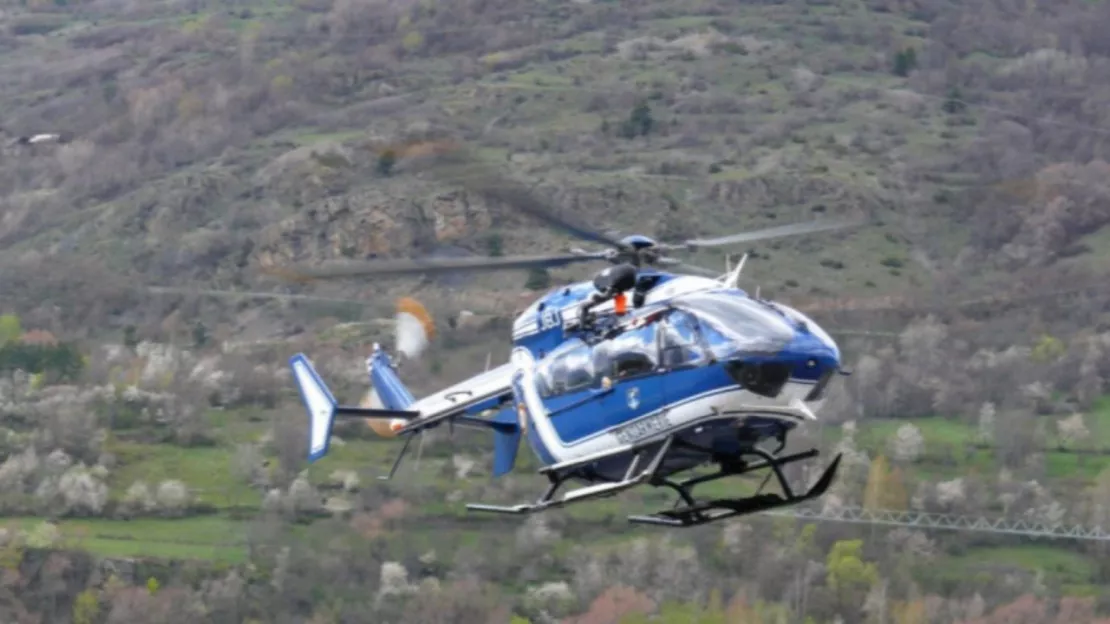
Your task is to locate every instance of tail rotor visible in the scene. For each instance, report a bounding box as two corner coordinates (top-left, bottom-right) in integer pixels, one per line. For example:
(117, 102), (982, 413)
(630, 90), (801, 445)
(361, 296), (436, 438)
(394, 296), (436, 362)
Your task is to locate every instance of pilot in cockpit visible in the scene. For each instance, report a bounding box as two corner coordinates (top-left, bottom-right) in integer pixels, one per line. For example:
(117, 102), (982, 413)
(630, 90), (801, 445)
(660, 311), (703, 368)
(613, 351), (654, 378)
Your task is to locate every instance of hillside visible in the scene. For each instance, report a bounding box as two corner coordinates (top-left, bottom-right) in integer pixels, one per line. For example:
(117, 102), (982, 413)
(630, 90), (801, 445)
(0, 0), (1107, 337)
(4, 0), (1110, 622)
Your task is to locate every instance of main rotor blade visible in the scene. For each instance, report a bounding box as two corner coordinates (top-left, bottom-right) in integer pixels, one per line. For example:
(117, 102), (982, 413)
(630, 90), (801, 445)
(653, 257), (722, 278)
(413, 143), (628, 250)
(673, 218), (864, 250)
(148, 286), (370, 305)
(263, 252), (609, 281)
(673, 262), (724, 278)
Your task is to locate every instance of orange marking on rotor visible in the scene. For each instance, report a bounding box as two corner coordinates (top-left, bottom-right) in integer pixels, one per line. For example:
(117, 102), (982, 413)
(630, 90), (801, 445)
(396, 296), (437, 340)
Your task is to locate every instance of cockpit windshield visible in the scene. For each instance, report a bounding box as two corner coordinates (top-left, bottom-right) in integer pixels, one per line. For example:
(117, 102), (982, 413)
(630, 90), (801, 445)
(672, 292), (796, 355)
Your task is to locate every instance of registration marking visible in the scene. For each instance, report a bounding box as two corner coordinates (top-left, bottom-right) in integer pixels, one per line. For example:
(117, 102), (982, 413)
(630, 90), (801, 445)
(612, 412), (673, 445)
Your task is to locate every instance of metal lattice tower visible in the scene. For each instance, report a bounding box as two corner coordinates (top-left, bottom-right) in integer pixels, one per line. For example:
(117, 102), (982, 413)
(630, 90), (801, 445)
(760, 505), (1110, 541)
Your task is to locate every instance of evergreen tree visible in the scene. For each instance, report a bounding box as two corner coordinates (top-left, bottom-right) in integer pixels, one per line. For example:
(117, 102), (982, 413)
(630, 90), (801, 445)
(620, 101), (654, 138)
(0, 342), (84, 381)
(943, 86), (967, 114)
(192, 321), (209, 348)
(525, 267), (551, 291)
(377, 149), (397, 176)
(892, 47), (917, 77)
(123, 325), (140, 349)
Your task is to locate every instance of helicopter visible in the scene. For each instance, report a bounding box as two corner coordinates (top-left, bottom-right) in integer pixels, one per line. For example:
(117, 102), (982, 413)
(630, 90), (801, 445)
(281, 142), (856, 527)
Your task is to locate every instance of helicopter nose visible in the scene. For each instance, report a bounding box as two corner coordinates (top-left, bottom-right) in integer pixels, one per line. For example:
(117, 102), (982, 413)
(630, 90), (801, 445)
(720, 328), (840, 400)
(781, 331), (840, 381)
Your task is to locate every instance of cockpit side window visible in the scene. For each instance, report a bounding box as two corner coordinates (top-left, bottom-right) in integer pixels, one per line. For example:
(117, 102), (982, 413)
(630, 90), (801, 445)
(537, 318), (668, 396)
(536, 342), (595, 398)
(561, 347), (594, 391)
(601, 322), (659, 380)
(659, 310), (706, 368)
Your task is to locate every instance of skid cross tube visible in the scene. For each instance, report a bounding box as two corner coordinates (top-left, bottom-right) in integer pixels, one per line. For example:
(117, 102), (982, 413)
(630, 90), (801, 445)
(464, 428), (841, 529)
(627, 449), (842, 528)
(649, 448), (821, 514)
(670, 448), (820, 492)
(378, 433), (416, 481)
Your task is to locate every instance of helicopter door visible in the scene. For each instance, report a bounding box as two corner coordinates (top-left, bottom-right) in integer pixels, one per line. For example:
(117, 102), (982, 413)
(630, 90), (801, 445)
(545, 321), (666, 446)
(656, 308), (719, 405)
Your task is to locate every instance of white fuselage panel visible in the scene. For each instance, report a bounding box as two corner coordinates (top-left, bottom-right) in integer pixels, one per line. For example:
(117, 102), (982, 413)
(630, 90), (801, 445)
(409, 361), (515, 419)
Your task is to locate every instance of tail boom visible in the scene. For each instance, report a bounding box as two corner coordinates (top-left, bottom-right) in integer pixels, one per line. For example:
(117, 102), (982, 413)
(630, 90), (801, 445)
(289, 353), (419, 462)
(293, 346), (523, 477)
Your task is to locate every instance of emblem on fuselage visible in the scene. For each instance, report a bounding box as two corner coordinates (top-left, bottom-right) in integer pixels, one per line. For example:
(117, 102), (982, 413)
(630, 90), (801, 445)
(626, 387), (640, 410)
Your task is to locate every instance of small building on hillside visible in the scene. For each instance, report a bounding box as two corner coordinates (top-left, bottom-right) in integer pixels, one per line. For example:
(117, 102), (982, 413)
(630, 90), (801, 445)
(19, 330), (59, 346)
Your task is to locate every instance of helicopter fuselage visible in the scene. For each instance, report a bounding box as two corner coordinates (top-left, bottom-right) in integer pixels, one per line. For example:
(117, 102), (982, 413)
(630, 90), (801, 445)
(289, 268), (846, 526)
(503, 272), (842, 481)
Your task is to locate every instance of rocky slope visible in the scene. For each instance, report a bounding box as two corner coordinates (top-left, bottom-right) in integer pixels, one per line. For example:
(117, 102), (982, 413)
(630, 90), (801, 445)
(0, 0), (1108, 346)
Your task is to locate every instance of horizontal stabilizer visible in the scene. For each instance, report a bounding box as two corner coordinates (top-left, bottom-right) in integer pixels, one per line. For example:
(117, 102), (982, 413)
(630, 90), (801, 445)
(334, 406), (420, 420)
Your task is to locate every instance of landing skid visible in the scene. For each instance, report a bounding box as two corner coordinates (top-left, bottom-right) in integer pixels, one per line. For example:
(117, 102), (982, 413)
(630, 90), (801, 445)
(465, 436), (842, 528)
(628, 447), (841, 527)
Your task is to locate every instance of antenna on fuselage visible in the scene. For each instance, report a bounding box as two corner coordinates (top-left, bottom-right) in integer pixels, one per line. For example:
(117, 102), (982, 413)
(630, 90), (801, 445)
(720, 252), (749, 289)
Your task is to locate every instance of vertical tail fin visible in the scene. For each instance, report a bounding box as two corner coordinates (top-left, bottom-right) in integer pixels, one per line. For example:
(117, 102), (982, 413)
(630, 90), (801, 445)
(289, 354), (339, 462)
(492, 426), (523, 477)
(487, 408), (523, 477)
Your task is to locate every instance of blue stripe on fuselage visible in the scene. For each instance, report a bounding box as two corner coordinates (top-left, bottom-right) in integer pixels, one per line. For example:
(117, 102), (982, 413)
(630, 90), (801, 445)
(546, 363), (737, 445)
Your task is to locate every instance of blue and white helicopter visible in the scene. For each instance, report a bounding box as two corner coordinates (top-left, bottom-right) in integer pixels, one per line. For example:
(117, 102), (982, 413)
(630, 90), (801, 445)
(279, 157), (859, 526)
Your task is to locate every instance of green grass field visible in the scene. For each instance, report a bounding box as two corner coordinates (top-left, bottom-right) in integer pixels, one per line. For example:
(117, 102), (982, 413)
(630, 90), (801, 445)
(917, 544), (1101, 598)
(0, 516), (248, 564)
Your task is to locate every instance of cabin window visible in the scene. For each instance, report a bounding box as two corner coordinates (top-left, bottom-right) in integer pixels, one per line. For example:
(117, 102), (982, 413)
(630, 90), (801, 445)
(660, 310), (706, 367)
(600, 322), (659, 380)
(535, 342), (596, 397)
